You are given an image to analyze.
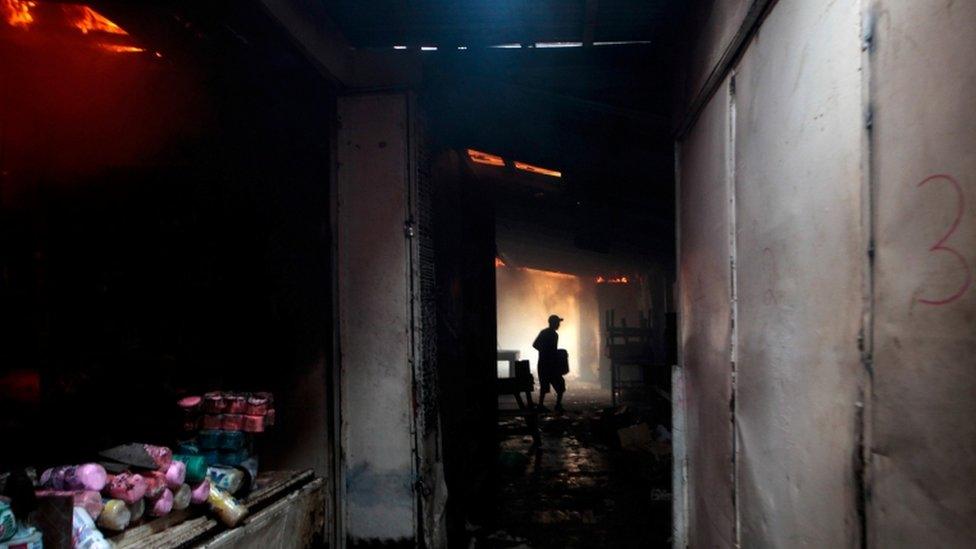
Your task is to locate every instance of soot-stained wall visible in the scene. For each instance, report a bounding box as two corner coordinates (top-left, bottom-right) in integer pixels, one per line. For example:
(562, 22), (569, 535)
(678, 0), (976, 546)
(870, 2), (976, 545)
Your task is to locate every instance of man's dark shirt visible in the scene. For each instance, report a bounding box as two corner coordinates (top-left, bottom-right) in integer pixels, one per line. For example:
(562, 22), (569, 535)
(533, 327), (559, 376)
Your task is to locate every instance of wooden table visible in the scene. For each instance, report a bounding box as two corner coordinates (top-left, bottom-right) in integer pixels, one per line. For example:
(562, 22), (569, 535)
(110, 470), (325, 548)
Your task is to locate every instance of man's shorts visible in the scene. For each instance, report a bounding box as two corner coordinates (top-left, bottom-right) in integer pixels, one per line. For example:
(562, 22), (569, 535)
(539, 372), (566, 395)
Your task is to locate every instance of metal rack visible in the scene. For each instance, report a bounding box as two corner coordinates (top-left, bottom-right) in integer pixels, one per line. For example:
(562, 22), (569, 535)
(605, 309), (656, 406)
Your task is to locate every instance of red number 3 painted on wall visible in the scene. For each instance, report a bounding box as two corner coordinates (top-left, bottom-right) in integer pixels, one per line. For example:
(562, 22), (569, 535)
(916, 174), (972, 305)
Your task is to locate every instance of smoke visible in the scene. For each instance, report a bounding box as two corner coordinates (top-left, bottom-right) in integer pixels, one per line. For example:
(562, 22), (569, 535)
(495, 265), (599, 380)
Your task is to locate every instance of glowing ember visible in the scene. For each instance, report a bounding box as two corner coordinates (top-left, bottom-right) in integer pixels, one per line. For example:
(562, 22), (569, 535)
(596, 276), (629, 284)
(99, 44), (145, 53)
(66, 5), (128, 35)
(2, 0), (36, 28)
(467, 148), (505, 167)
(495, 257), (507, 268)
(514, 160), (561, 178)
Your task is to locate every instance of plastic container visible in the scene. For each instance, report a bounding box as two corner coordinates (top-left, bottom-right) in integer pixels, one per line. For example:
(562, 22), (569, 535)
(202, 415), (223, 430)
(207, 484), (247, 527)
(245, 396), (269, 416)
(225, 395), (246, 414)
(198, 430), (221, 450)
(207, 466), (245, 494)
(4, 525), (42, 549)
(221, 414), (243, 431)
(203, 392), (224, 414)
(0, 498), (15, 542)
(174, 454), (208, 484)
(72, 506), (112, 548)
(219, 430), (245, 450)
(217, 449), (247, 467)
(242, 415), (265, 433)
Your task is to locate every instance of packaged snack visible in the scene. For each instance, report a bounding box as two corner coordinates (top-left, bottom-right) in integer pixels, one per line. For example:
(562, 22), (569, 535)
(207, 466), (245, 494)
(104, 473), (147, 504)
(144, 445), (173, 469)
(164, 460), (186, 489)
(97, 499), (131, 531)
(172, 484), (192, 511)
(126, 498), (145, 522)
(149, 488), (173, 517)
(190, 479), (210, 505)
(72, 506), (112, 548)
(39, 464), (107, 492)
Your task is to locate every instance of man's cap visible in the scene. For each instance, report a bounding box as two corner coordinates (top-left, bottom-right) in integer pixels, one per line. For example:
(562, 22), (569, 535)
(548, 314), (564, 323)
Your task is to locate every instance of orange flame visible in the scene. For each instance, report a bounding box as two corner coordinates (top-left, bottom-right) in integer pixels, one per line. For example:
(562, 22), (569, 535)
(514, 160), (561, 178)
(2, 0), (36, 28)
(596, 275), (629, 284)
(99, 44), (145, 53)
(495, 257), (507, 268)
(66, 5), (127, 35)
(468, 149), (505, 167)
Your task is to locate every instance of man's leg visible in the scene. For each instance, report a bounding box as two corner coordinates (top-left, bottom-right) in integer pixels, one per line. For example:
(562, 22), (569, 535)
(538, 375), (550, 410)
(554, 376), (566, 412)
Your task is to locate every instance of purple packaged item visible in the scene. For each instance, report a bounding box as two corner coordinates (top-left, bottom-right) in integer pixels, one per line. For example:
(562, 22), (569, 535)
(189, 479), (210, 504)
(40, 464), (107, 492)
(149, 488), (174, 517)
(164, 460), (186, 489)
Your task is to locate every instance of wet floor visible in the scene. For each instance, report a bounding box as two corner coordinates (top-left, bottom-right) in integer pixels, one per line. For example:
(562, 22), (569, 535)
(474, 385), (672, 549)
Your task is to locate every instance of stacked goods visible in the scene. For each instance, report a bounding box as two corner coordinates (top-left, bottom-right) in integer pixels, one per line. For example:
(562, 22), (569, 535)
(175, 391), (275, 482)
(3, 391), (274, 543)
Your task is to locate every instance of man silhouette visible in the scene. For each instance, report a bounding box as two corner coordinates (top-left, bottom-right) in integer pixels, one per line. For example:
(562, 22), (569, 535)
(533, 314), (566, 413)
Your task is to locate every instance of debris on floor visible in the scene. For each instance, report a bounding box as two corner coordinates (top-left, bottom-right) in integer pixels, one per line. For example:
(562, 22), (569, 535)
(474, 386), (672, 548)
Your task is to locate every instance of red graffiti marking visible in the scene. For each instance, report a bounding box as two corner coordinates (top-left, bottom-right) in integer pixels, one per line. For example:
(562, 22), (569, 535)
(916, 174), (972, 305)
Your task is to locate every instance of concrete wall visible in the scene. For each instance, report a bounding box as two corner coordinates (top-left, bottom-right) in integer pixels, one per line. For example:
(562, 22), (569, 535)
(677, 75), (735, 548)
(336, 94), (417, 542)
(870, 1), (976, 545)
(733, 1), (863, 544)
(682, 0), (749, 109)
(678, 0), (976, 546)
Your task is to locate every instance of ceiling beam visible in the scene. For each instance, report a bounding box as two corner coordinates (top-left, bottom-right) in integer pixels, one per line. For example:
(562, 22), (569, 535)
(582, 0), (599, 46)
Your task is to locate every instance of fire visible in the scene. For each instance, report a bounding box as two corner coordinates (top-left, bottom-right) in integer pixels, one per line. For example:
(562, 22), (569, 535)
(495, 257), (507, 268)
(2, 0), (36, 28)
(514, 160), (561, 178)
(468, 149), (505, 167)
(596, 275), (629, 284)
(99, 44), (145, 53)
(65, 5), (127, 35)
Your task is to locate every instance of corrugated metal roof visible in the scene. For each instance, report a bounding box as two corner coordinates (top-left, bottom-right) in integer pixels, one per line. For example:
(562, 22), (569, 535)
(324, 0), (679, 48)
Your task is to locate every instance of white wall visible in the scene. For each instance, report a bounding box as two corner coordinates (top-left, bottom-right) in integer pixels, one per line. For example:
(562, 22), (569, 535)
(337, 94), (417, 542)
(678, 0), (976, 546)
(733, 1), (863, 544)
(870, 1), (976, 545)
(678, 75), (735, 548)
